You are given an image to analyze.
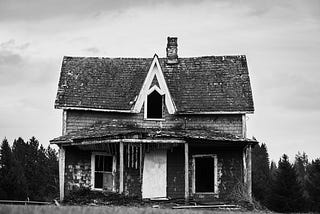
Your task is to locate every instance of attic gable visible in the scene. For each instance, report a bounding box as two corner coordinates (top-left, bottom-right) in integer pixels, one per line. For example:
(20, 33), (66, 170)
(132, 55), (176, 115)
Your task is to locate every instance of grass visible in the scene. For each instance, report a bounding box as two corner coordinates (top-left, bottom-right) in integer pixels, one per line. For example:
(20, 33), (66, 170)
(0, 205), (267, 214)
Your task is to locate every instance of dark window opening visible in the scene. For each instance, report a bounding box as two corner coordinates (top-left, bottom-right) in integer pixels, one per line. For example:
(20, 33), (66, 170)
(147, 90), (163, 119)
(195, 157), (215, 192)
(94, 155), (113, 189)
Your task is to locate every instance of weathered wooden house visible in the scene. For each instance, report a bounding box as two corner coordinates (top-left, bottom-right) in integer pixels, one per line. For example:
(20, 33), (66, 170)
(51, 37), (257, 202)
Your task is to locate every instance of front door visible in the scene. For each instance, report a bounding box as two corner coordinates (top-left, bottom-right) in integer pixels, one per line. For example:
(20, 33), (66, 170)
(142, 150), (167, 198)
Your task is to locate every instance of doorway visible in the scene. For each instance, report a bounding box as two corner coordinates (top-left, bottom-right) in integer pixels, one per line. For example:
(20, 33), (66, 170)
(192, 155), (218, 193)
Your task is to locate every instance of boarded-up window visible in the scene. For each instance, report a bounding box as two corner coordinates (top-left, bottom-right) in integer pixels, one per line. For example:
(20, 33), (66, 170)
(147, 90), (163, 119)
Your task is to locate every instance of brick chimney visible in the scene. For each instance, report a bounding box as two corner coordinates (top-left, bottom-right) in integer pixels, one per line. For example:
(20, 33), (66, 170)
(166, 37), (178, 64)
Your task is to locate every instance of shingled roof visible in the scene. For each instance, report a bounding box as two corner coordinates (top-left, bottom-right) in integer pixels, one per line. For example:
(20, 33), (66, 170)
(55, 55), (254, 113)
(50, 121), (257, 145)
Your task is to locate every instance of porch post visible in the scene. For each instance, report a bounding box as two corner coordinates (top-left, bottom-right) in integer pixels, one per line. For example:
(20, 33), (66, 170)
(247, 144), (252, 202)
(184, 142), (189, 203)
(119, 141), (124, 194)
(59, 146), (65, 202)
(243, 147), (247, 185)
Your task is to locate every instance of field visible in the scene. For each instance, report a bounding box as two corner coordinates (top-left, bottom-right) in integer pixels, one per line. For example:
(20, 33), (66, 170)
(0, 205), (268, 214)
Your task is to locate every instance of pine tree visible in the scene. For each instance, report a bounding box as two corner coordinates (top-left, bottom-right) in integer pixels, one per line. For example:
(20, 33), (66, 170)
(294, 152), (308, 199)
(0, 137), (59, 201)
(268, 154), (304, 212)
(305, 159), (320, 211)
(0, 138), (14, 199)
(25, 136), (40, 199)
(45, 145), (59, 199)
(11, 137), (28, 200)
(252, 143), (270, 206)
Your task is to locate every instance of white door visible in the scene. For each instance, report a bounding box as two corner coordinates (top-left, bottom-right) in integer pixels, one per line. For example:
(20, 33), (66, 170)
(142, 150), (167, 198)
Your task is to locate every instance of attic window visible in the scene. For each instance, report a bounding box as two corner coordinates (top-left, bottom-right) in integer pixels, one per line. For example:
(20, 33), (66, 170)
(146, 90), (163, 119)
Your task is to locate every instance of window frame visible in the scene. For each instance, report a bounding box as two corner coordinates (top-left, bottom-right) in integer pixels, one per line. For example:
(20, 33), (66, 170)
(192, 154), (218, 194)
(91, 152), (116, 191)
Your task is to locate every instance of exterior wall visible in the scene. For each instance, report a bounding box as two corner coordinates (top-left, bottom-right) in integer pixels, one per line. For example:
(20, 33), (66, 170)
(189, 145), (244, 200)
(64, 145), (142, 197)
(62, 105), (245, 199)
(123, 166), (141, 197)
(65, 108), (243, 137)
(165, 144), (244, 200)
(63, 144), (244, 200)
(64, 147), (91, 194)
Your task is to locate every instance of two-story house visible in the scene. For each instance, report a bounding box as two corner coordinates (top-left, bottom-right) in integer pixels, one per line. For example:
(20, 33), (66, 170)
(51, 37), (257, 203)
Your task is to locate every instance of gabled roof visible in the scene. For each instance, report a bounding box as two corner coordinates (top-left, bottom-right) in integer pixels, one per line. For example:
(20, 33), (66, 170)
(55, 55), (254, 113)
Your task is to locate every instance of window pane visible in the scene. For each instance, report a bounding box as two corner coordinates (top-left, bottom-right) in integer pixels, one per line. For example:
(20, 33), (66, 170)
(103, 172), (113, 191)
(103, 156), (113, 172)
(95, 155), (104, 171)
(94, 172), (103, 188)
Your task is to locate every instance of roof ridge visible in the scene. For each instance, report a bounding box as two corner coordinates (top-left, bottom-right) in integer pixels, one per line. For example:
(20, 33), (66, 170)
(63, 55), (246, 60)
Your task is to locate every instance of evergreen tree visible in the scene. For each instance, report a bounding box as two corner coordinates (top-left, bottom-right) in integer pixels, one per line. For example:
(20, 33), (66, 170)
(0, 137), (59, 201)
(45, 145), (59, 199)
(11, 137), (28, 199)
(252, 143), (270, 206)
(305, 159), (320, 211)
(25, 136), (40, 199)
(268, 154), (304, 212)
(294, 152), (308, 199)
(36, 144), (48, 200)
(0, 138), (14, 199)
(269, 160), (277, 181)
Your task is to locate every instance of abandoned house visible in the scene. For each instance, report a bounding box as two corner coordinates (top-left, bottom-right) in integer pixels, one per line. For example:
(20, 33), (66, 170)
(50, 37), (257, 202)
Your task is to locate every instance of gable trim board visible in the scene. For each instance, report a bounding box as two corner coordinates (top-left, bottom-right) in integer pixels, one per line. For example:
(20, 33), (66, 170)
(133, 55), (176, 115)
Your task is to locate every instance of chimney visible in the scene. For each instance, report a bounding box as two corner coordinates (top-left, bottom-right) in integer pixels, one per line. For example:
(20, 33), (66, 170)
(166, 37), (178, 64)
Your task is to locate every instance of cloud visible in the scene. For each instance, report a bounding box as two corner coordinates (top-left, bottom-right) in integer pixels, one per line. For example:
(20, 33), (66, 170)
(1, 0), (318, 22)
(0, 50), (23, 65)
(0, 39), (30, 51)
(83, 47), (100, 54)
(0, 0), (319, 162)
(0, 0), (203, 21)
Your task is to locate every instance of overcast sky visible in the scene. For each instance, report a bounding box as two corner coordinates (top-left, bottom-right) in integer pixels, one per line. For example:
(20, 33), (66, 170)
(0, 0), (319, 162)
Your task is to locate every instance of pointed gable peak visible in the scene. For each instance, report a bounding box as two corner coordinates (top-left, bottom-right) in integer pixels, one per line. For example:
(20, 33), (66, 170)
(132, 54), (176, 115)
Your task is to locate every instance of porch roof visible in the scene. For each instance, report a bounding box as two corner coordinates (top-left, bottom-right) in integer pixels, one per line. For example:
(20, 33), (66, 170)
(50, 121), (257, 146)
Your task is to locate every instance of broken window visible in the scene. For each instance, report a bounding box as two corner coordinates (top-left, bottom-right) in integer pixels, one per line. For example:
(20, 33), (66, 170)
(147, 90), (163, 119)
(93, 155), (113, 190)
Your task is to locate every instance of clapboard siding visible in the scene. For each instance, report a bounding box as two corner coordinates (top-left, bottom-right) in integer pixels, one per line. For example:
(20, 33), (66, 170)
(65, 108), (243, 137)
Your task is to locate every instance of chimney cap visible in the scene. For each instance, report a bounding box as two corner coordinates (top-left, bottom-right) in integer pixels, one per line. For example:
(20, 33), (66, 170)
(167, 37), (178, 46)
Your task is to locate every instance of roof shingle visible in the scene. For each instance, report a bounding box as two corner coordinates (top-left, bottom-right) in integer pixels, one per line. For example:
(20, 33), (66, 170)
(55, 55), (254, 113)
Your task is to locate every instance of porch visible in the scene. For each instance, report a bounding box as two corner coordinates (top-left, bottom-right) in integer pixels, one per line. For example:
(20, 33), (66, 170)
(57, 137), (255, 203)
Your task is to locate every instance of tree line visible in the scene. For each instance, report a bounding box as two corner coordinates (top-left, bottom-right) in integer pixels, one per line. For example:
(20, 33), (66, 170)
(0, 137), (58, 201)
(252, 143), (320, 212)
(1, 136), (320, 211)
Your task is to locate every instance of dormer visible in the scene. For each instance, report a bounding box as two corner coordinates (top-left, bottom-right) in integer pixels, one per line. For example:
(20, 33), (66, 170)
(132, 55), (176, 120)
